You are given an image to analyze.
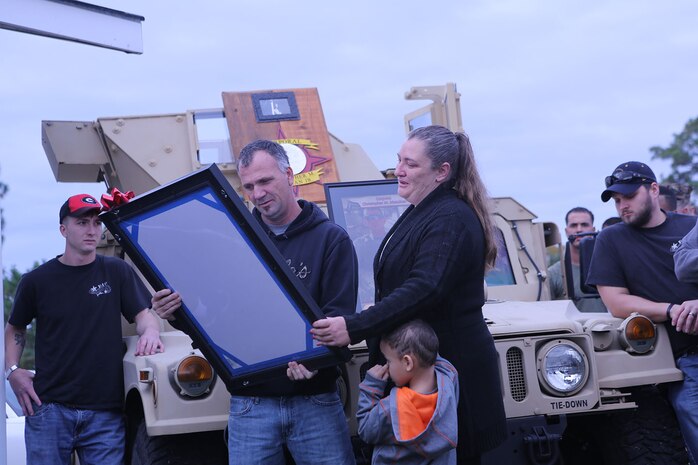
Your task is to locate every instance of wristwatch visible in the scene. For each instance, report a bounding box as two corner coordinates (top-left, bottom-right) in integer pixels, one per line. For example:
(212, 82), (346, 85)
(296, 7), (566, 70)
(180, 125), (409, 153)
(5, 364), (19, 380)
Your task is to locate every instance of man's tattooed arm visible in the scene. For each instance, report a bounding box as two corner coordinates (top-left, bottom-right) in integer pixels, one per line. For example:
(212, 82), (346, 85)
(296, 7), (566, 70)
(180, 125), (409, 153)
(13, 330), (26, 350)
(5, 324), (28, 369)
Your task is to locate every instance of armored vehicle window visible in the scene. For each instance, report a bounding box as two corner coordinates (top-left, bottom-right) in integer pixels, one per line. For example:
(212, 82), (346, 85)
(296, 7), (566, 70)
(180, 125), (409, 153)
(194, 110), (233, 165)
(485, 227), (516, 286)
(407, 110), (432, 132)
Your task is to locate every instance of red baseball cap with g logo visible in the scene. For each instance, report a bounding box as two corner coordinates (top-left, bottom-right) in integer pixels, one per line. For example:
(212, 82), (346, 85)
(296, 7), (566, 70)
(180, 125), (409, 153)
(59, 194), (102, 223)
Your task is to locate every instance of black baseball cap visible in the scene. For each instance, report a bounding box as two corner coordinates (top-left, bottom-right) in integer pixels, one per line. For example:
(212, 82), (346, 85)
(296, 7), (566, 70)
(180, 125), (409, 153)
(59, 194), (101, 223)
(601, 161), (657, 202)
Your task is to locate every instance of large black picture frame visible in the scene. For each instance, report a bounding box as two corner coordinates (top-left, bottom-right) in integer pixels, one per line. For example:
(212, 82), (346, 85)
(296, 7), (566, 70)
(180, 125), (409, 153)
(100, 164), (351, 391)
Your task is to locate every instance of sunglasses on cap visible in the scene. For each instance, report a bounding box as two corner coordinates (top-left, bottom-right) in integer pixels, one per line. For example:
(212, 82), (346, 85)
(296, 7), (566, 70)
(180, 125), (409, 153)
(604, 171), (655, 188)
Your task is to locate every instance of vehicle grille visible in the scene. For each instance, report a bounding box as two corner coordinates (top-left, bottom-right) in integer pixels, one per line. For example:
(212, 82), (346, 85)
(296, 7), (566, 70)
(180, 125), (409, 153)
(506, 347), (527, 402)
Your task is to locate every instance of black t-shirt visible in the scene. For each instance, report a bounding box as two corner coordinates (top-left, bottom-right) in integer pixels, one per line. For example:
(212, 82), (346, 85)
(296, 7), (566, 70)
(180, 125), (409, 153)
(9, 255), (151, 409)
(586, 213), (698, 355)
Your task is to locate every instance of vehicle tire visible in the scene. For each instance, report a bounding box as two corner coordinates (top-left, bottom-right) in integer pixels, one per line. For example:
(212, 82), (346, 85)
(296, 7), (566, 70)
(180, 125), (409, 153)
(130, 419), (227, 465)
(562, 385), (689, 465)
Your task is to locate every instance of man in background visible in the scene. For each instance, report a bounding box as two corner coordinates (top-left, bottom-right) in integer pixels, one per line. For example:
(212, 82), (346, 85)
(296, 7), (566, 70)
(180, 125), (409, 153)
(662, 182), (696, 215)
(602, 217), (622, 229)
(659, 185), (678, 212)
(548, 207), (607, 312)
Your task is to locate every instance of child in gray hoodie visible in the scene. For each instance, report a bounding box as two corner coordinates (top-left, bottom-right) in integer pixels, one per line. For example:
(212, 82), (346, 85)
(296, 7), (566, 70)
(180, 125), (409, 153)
(357, 319), (459, 465)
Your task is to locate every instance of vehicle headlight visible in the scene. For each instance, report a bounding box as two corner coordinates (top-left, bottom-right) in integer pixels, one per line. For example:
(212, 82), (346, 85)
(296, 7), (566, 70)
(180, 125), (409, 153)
(174, 355), (214, 397)
(537, 340), (589, 396)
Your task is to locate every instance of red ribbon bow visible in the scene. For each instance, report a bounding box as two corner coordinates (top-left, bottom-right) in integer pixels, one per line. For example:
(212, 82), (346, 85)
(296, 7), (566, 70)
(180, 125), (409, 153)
(101, 188), (135, 211)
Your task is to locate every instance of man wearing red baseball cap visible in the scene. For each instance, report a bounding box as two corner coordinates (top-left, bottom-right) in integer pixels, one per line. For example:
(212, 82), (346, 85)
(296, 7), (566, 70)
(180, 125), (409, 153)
(587, 162), (698, 463)
(5, 193), (164, 465)
(58, 193), (102, 223)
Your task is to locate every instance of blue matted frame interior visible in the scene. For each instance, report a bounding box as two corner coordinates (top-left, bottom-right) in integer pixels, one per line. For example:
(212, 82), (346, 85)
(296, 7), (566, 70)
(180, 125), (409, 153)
(100, 164), (351, 391)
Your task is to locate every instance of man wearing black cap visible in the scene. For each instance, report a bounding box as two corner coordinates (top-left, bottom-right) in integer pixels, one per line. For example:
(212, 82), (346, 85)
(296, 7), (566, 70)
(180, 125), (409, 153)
(587, 161), (698, 463)
(4, 193), (164, 465)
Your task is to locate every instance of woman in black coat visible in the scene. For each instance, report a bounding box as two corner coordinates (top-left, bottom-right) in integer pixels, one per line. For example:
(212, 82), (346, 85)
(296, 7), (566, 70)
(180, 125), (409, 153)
(312, 125), (506, 465)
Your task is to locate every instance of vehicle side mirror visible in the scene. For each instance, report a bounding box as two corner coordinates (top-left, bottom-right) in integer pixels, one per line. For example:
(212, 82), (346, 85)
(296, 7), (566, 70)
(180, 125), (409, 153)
(578, 235), (598, 295)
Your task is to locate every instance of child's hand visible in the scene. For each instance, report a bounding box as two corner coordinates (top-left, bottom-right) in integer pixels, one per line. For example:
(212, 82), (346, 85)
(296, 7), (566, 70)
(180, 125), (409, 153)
(367, 364), (389, 381)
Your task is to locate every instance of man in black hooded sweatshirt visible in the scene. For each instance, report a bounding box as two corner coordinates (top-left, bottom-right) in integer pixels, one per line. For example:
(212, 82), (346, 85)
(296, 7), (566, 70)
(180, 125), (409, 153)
(153, 140), (358, 465)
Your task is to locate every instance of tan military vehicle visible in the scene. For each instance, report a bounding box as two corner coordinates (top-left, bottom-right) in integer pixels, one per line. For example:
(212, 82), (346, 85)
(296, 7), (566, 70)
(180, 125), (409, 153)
(41, 84), (687, 464)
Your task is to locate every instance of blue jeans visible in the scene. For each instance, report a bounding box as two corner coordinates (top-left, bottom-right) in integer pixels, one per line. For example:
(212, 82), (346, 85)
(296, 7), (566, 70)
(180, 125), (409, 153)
(25, 402), (125, 465)
(228, 392), (355, 465)
(667, 352), (698, 465)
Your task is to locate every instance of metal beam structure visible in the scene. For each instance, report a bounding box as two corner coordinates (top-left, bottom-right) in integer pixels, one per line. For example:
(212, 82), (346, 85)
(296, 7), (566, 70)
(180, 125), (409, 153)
(0, 0), (144, 54)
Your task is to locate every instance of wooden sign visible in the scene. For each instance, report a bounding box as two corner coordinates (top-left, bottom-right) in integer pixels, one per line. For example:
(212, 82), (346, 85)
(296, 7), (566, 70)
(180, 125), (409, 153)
(222, 88), (339, 203)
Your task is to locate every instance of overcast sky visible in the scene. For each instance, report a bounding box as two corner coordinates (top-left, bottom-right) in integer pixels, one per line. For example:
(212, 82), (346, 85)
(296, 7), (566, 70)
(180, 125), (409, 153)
(1, 0), (697, 272)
